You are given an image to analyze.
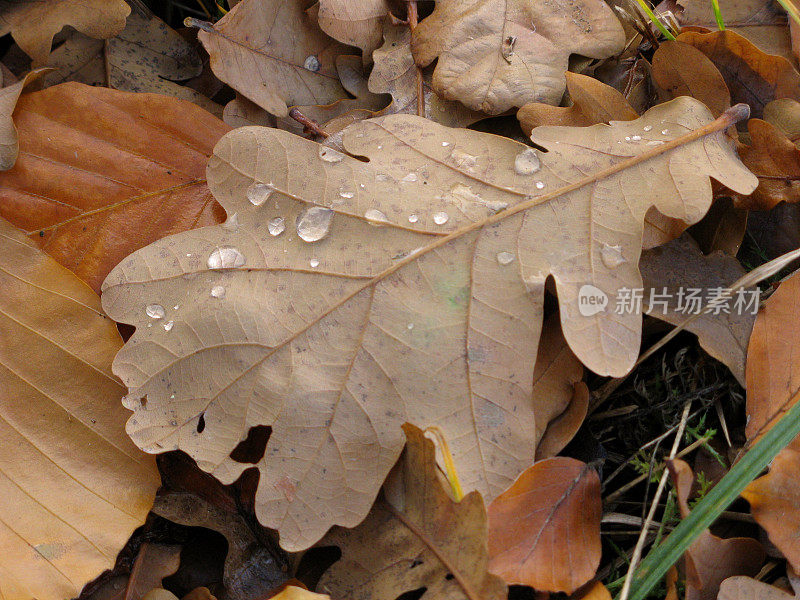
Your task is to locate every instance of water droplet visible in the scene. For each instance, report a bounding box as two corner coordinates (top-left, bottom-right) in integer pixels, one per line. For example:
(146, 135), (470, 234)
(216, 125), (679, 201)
(170, 419), (178, 427)
(407, 323), (414, 330)
(304, 55), (320, 72)
(174, 304), (180, 310)
(318, 147), (344, 163)
(339, 185), (355, 199)
(442, 141), (450, 146)
(222, 212), (239, 231)
(296, 206), (333, 242)
(207, 246), (246, 269)
(601, 243), (626, 268)
(647, 140), (665, 146)
(433, 211), (449, 225)
(247, 182), (274, 206)
(643, 125), (653, 132)
(624, 136), (631, 141)
(630, 135), (642, 141)
(408, 214), (419, 223)
(268, 217), (286, 236)
(402, 172), (418, 182)
(375, 173), (391, 182)
(496, 251), (515, 265)
(309, 258), (320, 268)
(146, 304), (165, 319)
(163, 320), (174, 331)
(364, 208), (388, 224)
(450, 148), (477, 170)
(514, 148), (541, 175)
(661, 129), (669, 135)
(211, 285), (226, 299)
(535, 181), (545, 189)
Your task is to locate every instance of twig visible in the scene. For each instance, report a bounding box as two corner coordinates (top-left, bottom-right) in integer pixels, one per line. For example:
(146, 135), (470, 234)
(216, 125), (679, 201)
(102, 40), (111, 88)
(406, 1), (425, 117)
(288, 107), (329, 139)
(618, 400), (692, 600)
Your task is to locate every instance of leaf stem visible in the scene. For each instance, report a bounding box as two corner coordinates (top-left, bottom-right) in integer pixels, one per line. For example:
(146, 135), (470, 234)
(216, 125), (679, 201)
(632, 0), (677, 41)
(288, 107), (329, 139)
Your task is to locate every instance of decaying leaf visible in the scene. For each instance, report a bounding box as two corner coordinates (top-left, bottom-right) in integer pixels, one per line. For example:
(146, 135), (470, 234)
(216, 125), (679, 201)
(410, 0), (626, 114)
(317, 0), (389, 60)
(101, 98), (755, 551)
(517, 72), (639, 135)
(0, 0), (130, 65)
(741, 272), (800, 573)
(0, 82), (228, 292)
(196, 0), (349, 118)
(718, 575), (799, 600)
(487, 457), (602, 593)
(0, 68), (45, 171)
(318, 424), (507, 600)
(0, 217), (160, 600)
(639, 234), (756, 386)
(669, 459), (765, 600)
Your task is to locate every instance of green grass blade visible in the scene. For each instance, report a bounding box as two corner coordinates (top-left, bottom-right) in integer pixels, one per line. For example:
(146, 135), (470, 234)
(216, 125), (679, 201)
(776, 0), (800, 25)
(632, 0), (677, 41)
(711, 0), (726, 29)
(620, 397), (800, 600)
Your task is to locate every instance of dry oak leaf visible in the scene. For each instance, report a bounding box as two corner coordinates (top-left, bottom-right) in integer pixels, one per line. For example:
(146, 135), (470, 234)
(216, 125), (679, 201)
(0, 68), (46, 171)
(669, 459), (765, 600)
(101, 98), (754, 551)
(318, 424), (507, 600)
(410, 0), (626, 114)
(195, 0), (350, 118)
(0, 218), (159, 600)
(487, 457), (602, 593)
(317, 0), (389, 60)
(678, 30), (800, 119)
(0, 82), (228, 292)
(639, 233), (756, 386)
(764, 98), (800, 146)
(0, 0), (129, 66)
(741, 272), (800, 573)
(718, 575), (799, 600)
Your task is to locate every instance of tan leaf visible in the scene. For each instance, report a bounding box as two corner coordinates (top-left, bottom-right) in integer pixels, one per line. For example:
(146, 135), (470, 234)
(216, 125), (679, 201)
(0, 217), (159, 600)
(639, 234), (756, 386)
(764, 98), (800, 146)
(410, 0), (626, 114)
(536, 382), (589, 459)
(0, 0), (130, 65)
(718, 575), (798, 600)
(652, 40), (731, 118)
(195, 0), (349, 118)
(270, 586), (329, 600)
(101, 98), (755, 550)
(571, 581), (612, 600)
(678, 29), (800, 118)
(368, 22), (484, 127)
(317, 0), (389, 59)
(487, 457), (602, 593)
(0, 82), (229, 292)
(0, 68), (46, 171)
(669, 459), (765, 600)
(318, 424), (507, 600)
(517, 71), (639, 135)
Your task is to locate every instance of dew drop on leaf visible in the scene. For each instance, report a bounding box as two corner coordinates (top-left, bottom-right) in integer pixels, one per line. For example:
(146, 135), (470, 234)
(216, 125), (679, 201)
(268, 217), (286, 236)
(339, 186), (355, 199)
(364, 208), (389, 225)
(145, 304), (165, 319)
(163, 320), (174, 331)
(601, 243), (626, 268)
(401, 172), (418, 183)
(408, 214), (419, 223)
(247, 182), (274, 206)
(433, 211), (449, 225)
(303, 55), (321, 72)
(496, 251), (516, 265)
(661, 129), (669, 135)
(535, 181), (545, 189)
(514, 148), (541, 175)
(643, 125), (653, 132)
(296, 206), (333, 242)
(207, 246), (246, 269)
(318, 147), (344, 163)
(309, 258), (320, 268)
(211, 285), (226, 299)
(222, 212), (239, 231)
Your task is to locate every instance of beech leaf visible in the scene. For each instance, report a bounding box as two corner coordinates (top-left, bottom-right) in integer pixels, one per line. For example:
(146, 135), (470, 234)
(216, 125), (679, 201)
(101, 98), (755, 551)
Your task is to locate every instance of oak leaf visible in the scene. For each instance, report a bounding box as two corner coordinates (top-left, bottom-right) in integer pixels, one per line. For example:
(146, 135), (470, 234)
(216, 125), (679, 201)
(487, 457), (602, 593)
(410, 0), (626, 114)
(317, 0), (389, 60)
(0, 82), (229, 292)
(0, 218), (160, 600)
(101, 98), (754, 551)
(196, 0), (350, 118)
(0, 69), (45, 171)
(318, 424), (507, 600)
(0, 0), (130, 65)
(718, 575), (799, 600)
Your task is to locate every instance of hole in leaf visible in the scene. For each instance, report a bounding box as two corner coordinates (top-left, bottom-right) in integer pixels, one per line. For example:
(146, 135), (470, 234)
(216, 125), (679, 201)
(196, 412), (206, 433)
(230, 425), (271, 464)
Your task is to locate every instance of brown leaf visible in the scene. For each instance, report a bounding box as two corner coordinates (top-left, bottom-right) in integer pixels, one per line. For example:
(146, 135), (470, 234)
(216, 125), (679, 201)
(652, 40), (731, 118)
(101, 98), (755, 550)
(0, 217), (160, 600)
(677, 30), (800, 118)
(410, 0), (625, 114)
(0, 68), (46, 171)
(0, 0), (130, 65)
(270, 586), (329, 600)
(571, 581), (612, 600)
(669, 459), (765, 600)
(536, 382), (590, 459)
(125, 543), (182, 600)
(317, 0), (389, 60)
(764, 98), (800, 146)
(318, 424), (507, 600)
(487, 458), (602, 593)
(196, 0), (350, 118)
(517, 72), (639, 135)
(718, 575), (798, 600)
(639, 234), (757, 386)
(0, 82), (228, 292)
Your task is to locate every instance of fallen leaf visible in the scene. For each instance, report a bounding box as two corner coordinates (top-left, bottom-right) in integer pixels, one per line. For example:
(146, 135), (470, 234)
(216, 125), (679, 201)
(0, 217), (160, 600)
(410, 0), (626, 114)
(0, 68), (46, 171)
(317, 0), (389, 60)
(270, 586), (329, 600)
(124, 543), (182, 600)
(517, 71), (639, 135)
(718, 575), (798, 600)
(0, 82), (228, 292)
(572, 581), (612, 600)
(678, 29), (800, 118)
(101, 98), (755, 550)
(536, 382), (590, 459)
(652, 40), (731, 118)
(669, 459), (765, 600)
(764, 98), (800, 146)
(318, 424), (507, 600)
(688, 197), (748, 255)
(195, 0), (349, 118)
(639, 233), (757, 386)
(0, 0), (130, 65)
(487, 457), (601, 593)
